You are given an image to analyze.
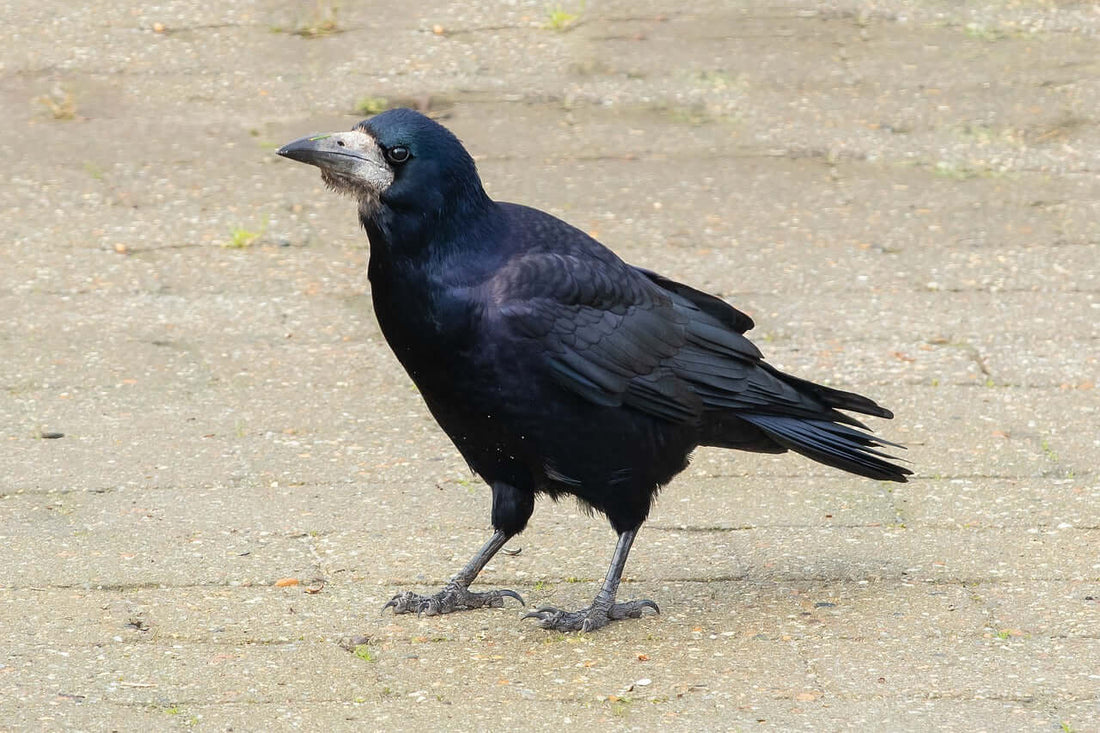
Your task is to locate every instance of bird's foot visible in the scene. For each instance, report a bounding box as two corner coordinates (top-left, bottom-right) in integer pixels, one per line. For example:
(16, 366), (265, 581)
(523, 598), (659, 632)
(382, 582), (524, 616)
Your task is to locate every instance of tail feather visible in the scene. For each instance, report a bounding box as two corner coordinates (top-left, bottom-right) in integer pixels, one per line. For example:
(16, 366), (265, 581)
(759, 365), (894, 420)
(738, 413), (911, 482)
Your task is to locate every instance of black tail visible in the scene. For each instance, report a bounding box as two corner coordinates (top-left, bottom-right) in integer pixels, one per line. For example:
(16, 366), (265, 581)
(738, 413), (911, 482)
(758, 363), (894, 425)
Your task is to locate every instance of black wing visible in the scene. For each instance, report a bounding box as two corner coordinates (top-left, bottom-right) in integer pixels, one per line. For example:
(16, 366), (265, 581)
(488, 252), (774, 423)
(490, 252), (700, 422)
(487, 251), (909, 481)
(632, 266), (755, 334)
(490, 251), (892, 419)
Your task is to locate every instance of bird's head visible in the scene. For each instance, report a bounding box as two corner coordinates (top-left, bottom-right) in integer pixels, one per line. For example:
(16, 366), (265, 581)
(278, 108), (490, 234)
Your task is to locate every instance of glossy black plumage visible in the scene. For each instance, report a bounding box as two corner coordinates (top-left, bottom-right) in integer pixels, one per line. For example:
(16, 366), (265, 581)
(278, 109), (910, 631)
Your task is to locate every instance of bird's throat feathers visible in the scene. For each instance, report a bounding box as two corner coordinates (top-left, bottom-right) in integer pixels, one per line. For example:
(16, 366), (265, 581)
(360, 183), (496, 264)
(318, 169), (384, 218)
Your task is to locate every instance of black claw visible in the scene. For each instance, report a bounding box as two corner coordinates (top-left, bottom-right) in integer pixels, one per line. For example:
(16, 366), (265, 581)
(640, 599), (660, 615)
(522, 609), (557, 624)
(380, 598), (399, 615)
(499, 589), (526, 606)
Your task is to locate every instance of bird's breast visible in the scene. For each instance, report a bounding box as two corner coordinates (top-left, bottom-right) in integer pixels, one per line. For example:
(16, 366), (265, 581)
(369, 265), (480, 374)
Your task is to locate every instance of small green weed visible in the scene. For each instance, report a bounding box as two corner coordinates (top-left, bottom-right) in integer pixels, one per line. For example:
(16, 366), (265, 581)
(1040, 438), (1059, 463)
(608, 696), (632, 716)
(545, 2), (584, 31)
(224, 216), (268, 249)
(226, 227), (261, 249)
(355, 96), (391, 116)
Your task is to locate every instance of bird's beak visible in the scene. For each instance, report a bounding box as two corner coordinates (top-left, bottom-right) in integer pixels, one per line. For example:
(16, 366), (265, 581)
(276, 130), (383, 174)
(277, 130), (394, 199)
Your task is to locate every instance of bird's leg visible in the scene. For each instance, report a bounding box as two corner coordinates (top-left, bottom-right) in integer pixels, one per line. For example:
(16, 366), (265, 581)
(524, 528), (659, 632)
(382, 529), (525, 616)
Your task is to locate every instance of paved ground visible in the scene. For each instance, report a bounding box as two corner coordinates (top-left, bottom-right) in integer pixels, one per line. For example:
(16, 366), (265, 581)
(3, 0), (1099, 730)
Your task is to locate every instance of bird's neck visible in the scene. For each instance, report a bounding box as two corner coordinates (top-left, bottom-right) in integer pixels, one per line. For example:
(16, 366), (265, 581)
(364, 202), (503, 386)
(362, 195), (501, 272)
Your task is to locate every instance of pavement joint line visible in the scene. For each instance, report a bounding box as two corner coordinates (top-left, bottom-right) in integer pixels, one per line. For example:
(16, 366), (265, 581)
(7, 576), (1096, 593)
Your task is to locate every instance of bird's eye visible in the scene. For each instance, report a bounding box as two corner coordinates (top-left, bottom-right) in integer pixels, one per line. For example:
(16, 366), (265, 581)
(386, 146), (410, 164)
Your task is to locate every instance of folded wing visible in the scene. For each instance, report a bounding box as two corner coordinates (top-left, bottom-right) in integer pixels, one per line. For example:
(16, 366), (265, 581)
(488, 253), (909, 481)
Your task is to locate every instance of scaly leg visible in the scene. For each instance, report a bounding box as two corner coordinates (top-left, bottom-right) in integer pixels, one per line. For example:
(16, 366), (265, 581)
(382, 529), (524, 616)
(524, 528), (658, 632)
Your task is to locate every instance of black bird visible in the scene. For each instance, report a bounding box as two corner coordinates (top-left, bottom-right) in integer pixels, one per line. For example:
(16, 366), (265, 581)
(278, 109), (910, 632)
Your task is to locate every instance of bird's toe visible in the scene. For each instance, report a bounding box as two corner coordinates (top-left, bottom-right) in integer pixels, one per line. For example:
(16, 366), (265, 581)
(608, 598), (660, 620)
(382, 585), (522, 617)
(522, 598), (659, 632)
(381, 591), (423, 615)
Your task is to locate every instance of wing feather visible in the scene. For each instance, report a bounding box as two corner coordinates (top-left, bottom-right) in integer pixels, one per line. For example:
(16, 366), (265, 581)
(490, 253), (701, 422)
(489, 252), (891, 432)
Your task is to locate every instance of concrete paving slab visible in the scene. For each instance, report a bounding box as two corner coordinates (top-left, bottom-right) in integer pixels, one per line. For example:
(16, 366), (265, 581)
(979, 581), (1100, 639)
(804, 636), (1100, 699)
(3, 0), (1100, 729)
(893, 478), (1100, 529)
